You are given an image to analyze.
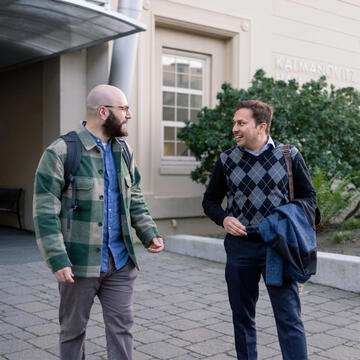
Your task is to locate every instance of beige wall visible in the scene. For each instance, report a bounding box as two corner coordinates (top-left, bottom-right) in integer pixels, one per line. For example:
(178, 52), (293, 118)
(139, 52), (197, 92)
(271, 0), (360, 88)
(43, 47), (111, 142)
(59, 50), (88, 134)
(158, 0), (360, 88)
(159, 0), (273, 76)
(0, 63), (44, 230)
(43, 58), (60, 148)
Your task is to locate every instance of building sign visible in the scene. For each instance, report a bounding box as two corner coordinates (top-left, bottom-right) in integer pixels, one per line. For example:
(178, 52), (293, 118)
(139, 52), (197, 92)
(274, 55), (359, 86)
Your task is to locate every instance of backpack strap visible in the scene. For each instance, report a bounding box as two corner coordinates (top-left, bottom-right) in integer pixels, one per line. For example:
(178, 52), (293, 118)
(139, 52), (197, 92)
(117, 138), (134, 184)
(60, 131), (82, 232)
(282, 144), (294, 202)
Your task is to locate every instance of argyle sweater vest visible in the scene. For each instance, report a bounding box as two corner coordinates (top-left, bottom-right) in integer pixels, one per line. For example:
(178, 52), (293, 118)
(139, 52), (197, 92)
(220, 144), (296, 227)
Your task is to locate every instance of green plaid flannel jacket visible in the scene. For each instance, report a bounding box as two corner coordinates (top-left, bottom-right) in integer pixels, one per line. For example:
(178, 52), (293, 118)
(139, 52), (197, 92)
(33, 125), (160, 277)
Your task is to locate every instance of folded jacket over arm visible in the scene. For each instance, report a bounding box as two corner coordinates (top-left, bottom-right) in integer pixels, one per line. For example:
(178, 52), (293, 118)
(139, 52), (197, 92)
(258, 202), (317, 286)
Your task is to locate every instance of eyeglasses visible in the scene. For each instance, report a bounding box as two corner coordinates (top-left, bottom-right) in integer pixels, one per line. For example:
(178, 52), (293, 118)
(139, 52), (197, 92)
(103, 105), (130, 113)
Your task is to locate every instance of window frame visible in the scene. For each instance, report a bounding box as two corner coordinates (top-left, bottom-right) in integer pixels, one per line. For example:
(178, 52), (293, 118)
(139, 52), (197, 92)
(161, 48), (210, 163)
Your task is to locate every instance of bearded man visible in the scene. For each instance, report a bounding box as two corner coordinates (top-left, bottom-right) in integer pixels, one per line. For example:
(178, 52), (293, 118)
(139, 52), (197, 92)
(33, 85), (163, 360)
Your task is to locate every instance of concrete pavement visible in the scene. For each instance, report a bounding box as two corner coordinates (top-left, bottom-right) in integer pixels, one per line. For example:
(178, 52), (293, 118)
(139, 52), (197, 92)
(0, 227), (42, 265)
(0, 244), (360, 359)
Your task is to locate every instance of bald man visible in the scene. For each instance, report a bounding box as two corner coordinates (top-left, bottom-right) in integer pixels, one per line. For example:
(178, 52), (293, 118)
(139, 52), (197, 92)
(33, 85), (164, 360)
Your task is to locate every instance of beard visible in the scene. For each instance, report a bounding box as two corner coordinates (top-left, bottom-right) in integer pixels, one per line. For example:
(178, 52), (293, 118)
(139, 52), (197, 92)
(102, 109), (128, 138)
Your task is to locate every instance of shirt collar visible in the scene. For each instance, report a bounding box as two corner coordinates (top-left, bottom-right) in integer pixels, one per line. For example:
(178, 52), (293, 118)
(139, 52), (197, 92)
(239, 135), (275, 156)
(82, 121), (111, 149)
(267, 135), (275, 148)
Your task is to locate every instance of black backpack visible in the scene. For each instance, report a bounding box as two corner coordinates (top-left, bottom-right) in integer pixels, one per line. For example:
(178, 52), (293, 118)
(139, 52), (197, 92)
(60, 131), (132, 232)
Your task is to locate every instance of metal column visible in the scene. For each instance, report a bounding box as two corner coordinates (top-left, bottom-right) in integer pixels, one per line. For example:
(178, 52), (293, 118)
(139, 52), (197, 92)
(109, 0), (143, 99)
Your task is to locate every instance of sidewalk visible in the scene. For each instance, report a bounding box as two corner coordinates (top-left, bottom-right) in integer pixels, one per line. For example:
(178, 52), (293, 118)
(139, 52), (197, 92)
(1, 244), (360, 359)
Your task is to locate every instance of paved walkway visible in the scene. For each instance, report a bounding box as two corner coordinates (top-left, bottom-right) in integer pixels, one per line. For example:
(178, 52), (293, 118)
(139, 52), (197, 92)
(0, 245), (360, 359)
(0, 227), (42, 265)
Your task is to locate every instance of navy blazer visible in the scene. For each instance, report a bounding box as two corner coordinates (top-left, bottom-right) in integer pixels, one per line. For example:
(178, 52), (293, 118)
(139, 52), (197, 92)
(258, 203), (317, 286)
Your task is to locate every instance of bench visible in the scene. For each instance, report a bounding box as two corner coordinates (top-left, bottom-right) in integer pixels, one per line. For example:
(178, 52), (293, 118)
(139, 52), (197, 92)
(0, 188), (23, 229)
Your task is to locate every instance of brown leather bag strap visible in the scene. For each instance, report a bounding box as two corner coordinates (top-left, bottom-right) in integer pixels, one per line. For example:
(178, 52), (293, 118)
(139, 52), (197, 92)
(283, 144), (294, 201)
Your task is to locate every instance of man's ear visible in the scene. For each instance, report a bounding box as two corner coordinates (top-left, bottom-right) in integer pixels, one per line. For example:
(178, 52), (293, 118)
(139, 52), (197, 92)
(258, 122), (267, 134)
(97, 106), (107, 120)
(264, 123), (269, 134)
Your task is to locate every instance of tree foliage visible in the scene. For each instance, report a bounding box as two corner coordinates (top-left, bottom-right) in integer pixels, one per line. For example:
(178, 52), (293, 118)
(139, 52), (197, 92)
(312, 169), (355, 225)
(178, 69), (360, 185)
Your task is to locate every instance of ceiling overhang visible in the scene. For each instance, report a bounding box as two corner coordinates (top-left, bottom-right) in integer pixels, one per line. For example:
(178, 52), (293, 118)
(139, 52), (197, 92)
(0, 0), (147, 71)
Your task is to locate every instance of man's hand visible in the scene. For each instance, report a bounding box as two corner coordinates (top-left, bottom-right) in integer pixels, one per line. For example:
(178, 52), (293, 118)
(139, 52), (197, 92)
(223, 216), (247, 236)
(147, 237), (164, 253)
(54, 267), (74, 283)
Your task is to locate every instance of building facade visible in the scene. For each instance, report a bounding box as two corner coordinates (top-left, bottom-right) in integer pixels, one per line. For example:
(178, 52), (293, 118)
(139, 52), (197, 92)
(0, 0), (359, 235)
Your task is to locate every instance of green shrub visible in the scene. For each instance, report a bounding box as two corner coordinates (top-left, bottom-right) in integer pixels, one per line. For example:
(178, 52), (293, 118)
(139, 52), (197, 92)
(333, 230), (356, 243)
(341, 218), (360, 230)
(178, 69), (360, 185)
(312, 169), (355, 225)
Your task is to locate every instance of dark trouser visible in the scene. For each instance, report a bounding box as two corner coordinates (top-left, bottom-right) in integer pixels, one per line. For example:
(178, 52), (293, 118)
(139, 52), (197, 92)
(58, 255), (137, 360)
(224, 234), (307, 360)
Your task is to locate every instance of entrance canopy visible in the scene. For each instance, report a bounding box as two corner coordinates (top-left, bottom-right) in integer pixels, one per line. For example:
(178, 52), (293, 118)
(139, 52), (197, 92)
(0, 0), (146, 71)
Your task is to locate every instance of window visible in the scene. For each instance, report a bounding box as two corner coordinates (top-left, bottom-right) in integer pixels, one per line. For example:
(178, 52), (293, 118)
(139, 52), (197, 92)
(162, 51), (209, 159)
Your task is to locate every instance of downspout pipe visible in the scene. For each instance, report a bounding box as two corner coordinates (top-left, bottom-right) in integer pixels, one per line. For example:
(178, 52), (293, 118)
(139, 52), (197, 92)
(109, 0), (143, 99)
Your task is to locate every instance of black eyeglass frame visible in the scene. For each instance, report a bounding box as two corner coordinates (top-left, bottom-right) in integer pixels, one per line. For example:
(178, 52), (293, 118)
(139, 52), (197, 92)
(102, 105), (130, 112)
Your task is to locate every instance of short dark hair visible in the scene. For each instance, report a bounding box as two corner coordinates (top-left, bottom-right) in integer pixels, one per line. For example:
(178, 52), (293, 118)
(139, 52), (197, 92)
(236, 100), (273, 134)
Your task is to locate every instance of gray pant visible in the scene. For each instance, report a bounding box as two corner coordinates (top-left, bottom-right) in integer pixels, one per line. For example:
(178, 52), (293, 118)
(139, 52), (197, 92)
(58, 256), (137, 360)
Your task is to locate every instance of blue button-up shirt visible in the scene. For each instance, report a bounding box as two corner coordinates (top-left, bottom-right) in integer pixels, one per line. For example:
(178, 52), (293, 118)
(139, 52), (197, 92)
(240, 135), (275, 157)
(87, 130), (128, 271)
